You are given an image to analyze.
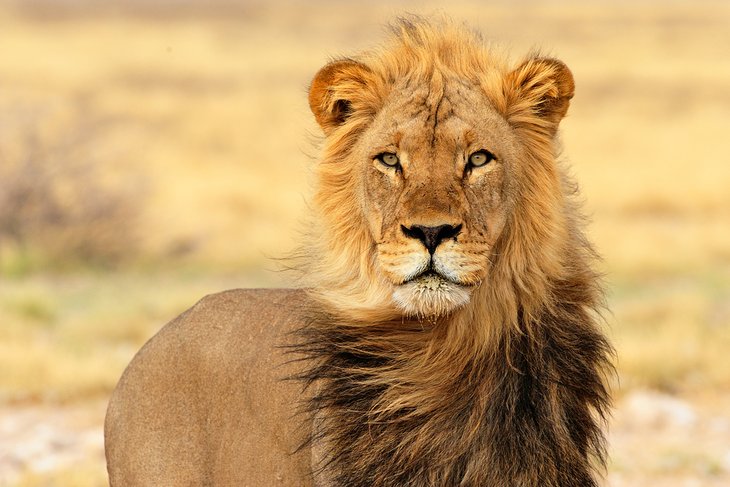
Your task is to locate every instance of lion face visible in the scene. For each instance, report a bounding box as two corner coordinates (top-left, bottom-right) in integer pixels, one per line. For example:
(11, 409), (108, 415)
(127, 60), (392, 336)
(354, 78), (518, 316)
(307, 24), (574, 319)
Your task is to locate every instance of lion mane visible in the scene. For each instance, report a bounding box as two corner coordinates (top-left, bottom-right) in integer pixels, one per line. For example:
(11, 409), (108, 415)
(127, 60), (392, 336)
(294, 18), (613, 487)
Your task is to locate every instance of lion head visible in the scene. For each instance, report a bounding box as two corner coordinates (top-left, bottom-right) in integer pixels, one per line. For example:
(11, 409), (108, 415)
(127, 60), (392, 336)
(305, 19), (575, 321)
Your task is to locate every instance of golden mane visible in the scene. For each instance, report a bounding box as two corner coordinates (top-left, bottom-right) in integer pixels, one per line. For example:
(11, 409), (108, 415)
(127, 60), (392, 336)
(303, 18), (577, 326)
(295, 17), (613, 487)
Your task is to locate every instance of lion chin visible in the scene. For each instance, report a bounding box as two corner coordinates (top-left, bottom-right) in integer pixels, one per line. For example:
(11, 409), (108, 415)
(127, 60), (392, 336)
(392, 272), (473, 318)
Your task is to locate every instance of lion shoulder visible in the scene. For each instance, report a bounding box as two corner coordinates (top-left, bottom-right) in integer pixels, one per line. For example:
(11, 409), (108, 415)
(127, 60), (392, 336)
(105, 287), (313, 486)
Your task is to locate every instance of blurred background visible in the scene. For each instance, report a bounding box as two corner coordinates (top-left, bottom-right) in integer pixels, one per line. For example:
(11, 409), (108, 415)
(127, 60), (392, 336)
(0, 0), (728, 485)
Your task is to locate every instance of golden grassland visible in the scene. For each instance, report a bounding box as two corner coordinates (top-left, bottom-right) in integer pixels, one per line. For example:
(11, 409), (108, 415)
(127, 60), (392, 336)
(0, 1), (729, 485)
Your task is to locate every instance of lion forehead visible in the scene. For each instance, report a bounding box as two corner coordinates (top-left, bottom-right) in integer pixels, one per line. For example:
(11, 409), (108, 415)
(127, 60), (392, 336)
(368, 79), (515, 162)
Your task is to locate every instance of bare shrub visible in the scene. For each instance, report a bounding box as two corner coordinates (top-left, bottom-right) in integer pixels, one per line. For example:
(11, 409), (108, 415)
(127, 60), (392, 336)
(0, 106), (145, 269)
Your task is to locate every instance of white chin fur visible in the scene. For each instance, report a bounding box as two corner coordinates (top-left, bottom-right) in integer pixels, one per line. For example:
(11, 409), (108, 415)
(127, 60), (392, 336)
(392, 273), (472, 318)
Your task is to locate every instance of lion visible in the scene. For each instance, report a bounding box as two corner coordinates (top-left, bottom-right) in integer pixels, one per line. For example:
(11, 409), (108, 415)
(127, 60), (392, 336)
(105, 18), (613, 486)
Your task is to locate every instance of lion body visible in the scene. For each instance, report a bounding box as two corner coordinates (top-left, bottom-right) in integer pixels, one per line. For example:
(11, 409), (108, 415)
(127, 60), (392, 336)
(106, 19), (612, 486)
(104, 289), (313, 486)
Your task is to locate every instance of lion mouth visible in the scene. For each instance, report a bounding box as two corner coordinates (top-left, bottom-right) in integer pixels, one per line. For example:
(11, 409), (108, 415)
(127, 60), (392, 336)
(407, 270), (452, 287)
(393, 270), (474, 317)
(403, 269), (469, 288)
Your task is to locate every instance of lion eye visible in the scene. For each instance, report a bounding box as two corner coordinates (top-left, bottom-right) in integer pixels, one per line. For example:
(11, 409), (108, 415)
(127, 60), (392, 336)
(376, 152), (400, 168)
(468, 150), (495, 168)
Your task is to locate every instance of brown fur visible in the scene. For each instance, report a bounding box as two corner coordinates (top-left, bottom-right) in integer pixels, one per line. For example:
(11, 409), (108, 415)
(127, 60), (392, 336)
(105, 289), (315, 486)
(298, 18), (612, 486)
(105, 18), (612, 487)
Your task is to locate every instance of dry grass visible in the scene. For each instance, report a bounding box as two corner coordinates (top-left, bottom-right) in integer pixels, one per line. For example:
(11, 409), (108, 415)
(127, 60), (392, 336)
(0, 271), (268, 403)
(0, 0), (728, 484)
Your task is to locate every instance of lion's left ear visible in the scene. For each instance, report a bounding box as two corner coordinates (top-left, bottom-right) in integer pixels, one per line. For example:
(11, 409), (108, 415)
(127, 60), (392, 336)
(504, 57), (575, 135)
(309, 59), (376, 136)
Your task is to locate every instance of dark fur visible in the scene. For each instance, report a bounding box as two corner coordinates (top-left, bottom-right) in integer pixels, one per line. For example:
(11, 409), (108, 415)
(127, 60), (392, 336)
(294, 256), (613, 486)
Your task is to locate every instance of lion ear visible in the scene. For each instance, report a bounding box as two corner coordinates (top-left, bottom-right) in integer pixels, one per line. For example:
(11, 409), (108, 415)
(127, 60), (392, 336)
(309, 59), (374, 135)
(504, 57), (575, 134)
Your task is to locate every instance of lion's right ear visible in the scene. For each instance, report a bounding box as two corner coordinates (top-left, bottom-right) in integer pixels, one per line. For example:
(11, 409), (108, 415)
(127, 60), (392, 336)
(309, 59), (375, 135)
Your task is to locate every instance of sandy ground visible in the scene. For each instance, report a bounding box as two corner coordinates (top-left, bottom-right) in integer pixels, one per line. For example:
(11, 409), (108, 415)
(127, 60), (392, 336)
(608, 391), (730, 486)
(2, 391), (730, 486)
(0, 401), (106, 486)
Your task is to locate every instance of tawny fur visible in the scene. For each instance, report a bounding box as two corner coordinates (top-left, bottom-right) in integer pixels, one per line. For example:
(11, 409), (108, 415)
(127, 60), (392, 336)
(297, 18), (613, 486)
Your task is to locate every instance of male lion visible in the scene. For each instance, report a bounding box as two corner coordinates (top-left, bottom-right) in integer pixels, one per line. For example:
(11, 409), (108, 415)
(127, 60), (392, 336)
(105, 19), (612, 486)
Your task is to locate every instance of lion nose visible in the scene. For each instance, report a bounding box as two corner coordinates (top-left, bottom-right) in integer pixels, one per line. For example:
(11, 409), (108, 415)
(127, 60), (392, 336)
(401, 223), (462, 254)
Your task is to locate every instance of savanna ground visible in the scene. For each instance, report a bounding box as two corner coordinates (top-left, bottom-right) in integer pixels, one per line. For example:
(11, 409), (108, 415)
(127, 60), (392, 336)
(0, 0), (729, 485)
